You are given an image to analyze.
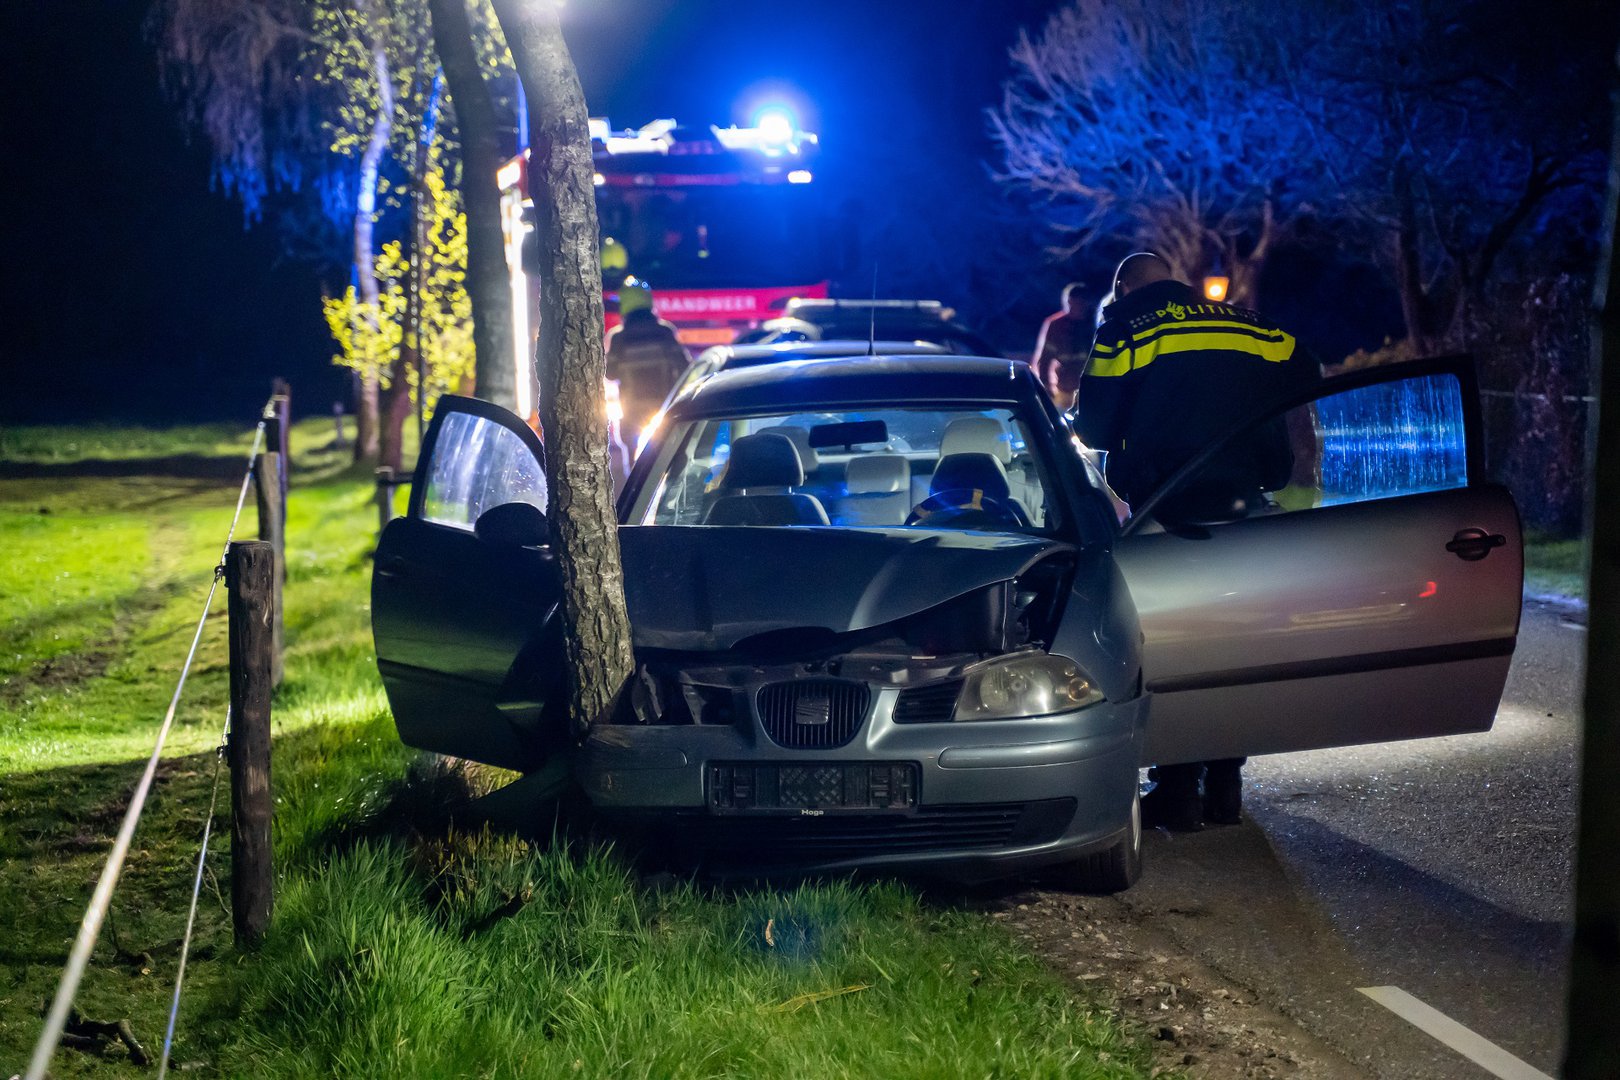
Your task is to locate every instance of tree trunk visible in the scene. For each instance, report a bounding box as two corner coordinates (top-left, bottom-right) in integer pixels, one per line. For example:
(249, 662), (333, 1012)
(430, 0), (516, 412)
(378, 343), (417, 472)
(1392, 163), (1439, 355)
(380, 62), (437, 475)
(1564, 43), (1620, 1079)
(489, 0), (634, 730)
(350, 23), (393, 464)
(1224, 198), (1274, 309)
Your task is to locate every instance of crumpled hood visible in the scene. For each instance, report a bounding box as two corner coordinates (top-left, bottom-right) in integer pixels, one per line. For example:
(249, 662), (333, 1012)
(619, 525), (1071, 651)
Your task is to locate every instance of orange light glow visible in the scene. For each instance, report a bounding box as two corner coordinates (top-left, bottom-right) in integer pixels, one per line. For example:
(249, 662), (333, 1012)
(676, 326), (737, 347)
(1419, 581), (1438, 598)
(1202, 275), (1230, 302)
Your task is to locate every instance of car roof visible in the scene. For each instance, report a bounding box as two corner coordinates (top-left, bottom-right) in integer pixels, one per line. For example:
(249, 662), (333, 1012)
(700, 339), (950, 372)
(785, 298), (947, 315)
(672, 354), (1034, 416)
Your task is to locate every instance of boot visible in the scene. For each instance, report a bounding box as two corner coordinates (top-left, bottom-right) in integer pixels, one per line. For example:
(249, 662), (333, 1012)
(1202, 758), (1245, 826)
(1142, 763), (1203, 832)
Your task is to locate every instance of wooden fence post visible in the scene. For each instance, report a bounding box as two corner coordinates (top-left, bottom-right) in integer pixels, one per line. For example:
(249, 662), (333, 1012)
(376, 466), (398, 534)
(271, 378), (291, 506)
(226, 541), (274, 947)
(252, 453), (285, 686)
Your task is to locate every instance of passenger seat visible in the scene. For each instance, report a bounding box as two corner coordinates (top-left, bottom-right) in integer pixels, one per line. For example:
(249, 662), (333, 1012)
(770, 426), (820, 476)
(837, 454), (911, 526)
(703, 432), (830, 526)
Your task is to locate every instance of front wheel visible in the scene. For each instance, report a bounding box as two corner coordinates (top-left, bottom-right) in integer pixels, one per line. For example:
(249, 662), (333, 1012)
(1055, 786), (1142, 894)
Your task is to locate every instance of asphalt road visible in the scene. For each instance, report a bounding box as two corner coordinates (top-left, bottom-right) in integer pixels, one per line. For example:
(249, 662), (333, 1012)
(1113, 598), (1581, 1078)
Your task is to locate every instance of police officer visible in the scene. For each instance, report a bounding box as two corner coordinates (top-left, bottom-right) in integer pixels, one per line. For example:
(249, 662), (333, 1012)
(605, 277), (689, 452)
(1074, 252), (1319, 830)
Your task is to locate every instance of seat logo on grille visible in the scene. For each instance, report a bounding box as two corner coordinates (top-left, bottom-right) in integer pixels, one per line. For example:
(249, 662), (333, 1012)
(794, 694), (832, 726)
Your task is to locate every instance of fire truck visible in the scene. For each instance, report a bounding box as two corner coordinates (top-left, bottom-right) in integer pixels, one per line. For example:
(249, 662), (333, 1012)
(496, 113), (840, 419)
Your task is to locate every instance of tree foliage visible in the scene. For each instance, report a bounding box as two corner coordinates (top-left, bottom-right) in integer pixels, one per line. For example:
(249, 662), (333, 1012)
(322, 149), (474, 412)
(991, 0), (1611, 331)
(150, 0), (321, 219)
(1286, 0), (1609, 349)
(155, 0), (521, 457)
(988, 0), (1316, 304)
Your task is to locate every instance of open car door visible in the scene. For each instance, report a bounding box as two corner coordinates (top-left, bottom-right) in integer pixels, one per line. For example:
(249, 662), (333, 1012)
(1114, 357), (1522, 765)
(372, 396), (564, 771)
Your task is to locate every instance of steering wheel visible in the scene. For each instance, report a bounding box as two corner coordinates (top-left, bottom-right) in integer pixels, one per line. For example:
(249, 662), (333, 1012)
(905, 488), (1028, 530)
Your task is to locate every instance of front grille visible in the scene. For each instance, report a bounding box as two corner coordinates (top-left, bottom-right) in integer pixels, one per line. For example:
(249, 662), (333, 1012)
(893, 679), (962, 723)
(676, 798), (1077, 862)
(757, 679), (870, 749)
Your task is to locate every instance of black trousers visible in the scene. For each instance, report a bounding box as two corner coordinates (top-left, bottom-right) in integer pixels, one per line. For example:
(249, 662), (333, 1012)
(1150, 758), (1247, 799)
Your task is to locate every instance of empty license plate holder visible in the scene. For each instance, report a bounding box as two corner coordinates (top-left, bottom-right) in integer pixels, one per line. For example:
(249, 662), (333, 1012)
(707, 762), (919, 814)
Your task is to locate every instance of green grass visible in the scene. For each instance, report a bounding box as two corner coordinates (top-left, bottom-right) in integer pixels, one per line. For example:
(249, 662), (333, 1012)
(0, 422), (254, 463)
(1523, 533), (1587, 601)
(1, 419), (1159, 1078)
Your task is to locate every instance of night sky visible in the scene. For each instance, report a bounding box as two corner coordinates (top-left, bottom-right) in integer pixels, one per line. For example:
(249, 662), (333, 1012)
(0, 0), (1068, 424)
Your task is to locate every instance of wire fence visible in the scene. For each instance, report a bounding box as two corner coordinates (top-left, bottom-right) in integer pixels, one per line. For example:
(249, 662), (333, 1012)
(24, 392), (288, 1080)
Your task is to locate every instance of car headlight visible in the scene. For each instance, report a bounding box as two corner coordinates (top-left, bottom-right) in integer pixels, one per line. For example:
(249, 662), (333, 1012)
(955, 652), (1104, 721)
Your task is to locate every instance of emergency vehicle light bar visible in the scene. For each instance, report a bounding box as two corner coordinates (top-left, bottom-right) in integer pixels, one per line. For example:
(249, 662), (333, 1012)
(587, 117), (818, 158)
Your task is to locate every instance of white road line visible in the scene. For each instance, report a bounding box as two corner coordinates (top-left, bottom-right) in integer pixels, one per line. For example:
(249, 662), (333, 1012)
(1357, 986), (1553, 1080)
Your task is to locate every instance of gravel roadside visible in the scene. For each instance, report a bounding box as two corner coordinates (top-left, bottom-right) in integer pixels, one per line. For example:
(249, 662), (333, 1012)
(987, 884), (1372, 1079)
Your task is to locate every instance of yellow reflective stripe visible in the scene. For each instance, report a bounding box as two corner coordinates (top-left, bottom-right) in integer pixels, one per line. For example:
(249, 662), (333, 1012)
(1086, 329), (1296, 378)
(1127, 319), (1291, 345)
(1091, 319), (1287, 360)
(1150, 330), (1296, 361)
(1087, 350), (1135, 377)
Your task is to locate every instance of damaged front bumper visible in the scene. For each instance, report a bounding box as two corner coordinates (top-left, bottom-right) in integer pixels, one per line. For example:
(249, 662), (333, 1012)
(578, 687), (1143, 882)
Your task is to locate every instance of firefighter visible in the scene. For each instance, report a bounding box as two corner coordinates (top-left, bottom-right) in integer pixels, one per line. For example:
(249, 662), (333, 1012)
(1031, 282), (1091, 410)
(1073, 251), (1320, 831)
(601, 236), (630, 281)
(605, 277), (688, 452)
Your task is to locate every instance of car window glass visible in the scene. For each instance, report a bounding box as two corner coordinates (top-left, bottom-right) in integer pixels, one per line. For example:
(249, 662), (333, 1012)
(1149, 371), (1469, 522)
(634, 407), (1060, 535)
(420, 410), (547, 530)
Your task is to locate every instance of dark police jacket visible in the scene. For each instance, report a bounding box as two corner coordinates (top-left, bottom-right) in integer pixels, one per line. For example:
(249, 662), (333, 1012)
(1072, 280), (1316, 506)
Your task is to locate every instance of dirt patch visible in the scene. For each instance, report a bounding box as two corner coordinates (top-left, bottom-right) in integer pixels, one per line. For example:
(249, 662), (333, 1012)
(987, 886), (1370, 1078)
(0, 522), (190, 709)
(7, 647), (117, 698)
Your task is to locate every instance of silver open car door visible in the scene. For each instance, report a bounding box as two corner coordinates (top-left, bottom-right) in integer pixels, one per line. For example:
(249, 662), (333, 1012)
(1113, 357), (1523, 765)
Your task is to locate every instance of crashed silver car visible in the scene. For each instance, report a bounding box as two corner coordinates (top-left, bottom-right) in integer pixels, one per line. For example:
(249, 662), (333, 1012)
(372, 355), (1522, 890)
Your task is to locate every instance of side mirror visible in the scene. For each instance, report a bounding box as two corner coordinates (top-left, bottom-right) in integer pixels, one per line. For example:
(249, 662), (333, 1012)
(1153, 488), (1254, 528)
(474, 502), (552, 547)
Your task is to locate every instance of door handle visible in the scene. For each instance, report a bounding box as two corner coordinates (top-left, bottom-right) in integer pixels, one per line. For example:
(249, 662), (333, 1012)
(376, 556), (409, 577)
(1446, 528), (1506, 562)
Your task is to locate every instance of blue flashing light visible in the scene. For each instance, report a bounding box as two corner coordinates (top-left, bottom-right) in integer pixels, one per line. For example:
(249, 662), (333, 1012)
(754, 107), (796, 147)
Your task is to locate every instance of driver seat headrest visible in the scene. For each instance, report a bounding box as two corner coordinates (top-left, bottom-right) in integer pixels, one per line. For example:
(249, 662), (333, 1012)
(930, 453), (1010, 502)
(720, 432), (804, 490)
(941, 416), (1013, 464)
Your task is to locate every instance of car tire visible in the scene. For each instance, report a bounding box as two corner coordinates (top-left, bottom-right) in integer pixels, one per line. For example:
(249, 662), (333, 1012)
(1056, 787), (1142, 894)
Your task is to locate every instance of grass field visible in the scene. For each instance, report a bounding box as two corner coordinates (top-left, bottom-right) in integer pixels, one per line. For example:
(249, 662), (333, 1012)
(0, 419), (1158, 1078)
(1523, 534), (1588, 601)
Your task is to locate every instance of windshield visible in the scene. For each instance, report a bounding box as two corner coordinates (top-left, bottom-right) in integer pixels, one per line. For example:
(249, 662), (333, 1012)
(596, 186), (837, 288)
(631, 406), (1063, 535)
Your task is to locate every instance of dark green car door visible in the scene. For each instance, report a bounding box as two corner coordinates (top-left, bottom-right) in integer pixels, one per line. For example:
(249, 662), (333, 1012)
(372, 396), (564, 771)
